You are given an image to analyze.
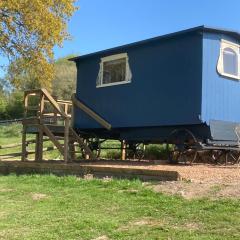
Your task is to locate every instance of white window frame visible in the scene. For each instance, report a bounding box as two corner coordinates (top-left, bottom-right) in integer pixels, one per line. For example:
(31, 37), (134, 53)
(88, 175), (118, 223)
(217, 39), (240, 80)
(96, 53), (132, 88)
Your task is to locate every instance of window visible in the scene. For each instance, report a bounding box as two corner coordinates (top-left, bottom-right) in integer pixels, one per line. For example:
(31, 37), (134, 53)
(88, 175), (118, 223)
(223, 48), (238, 76)
(217, 40), (240, 80)
(97, 53), (132, 87)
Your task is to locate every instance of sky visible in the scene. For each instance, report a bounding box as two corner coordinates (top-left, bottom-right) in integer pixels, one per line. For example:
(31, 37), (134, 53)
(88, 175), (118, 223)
(54, 0), (240, 58)
(2, 0), (240, 77)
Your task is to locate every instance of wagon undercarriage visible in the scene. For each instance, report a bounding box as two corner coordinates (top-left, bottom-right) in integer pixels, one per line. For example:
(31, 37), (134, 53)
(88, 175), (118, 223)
(78, 127), (240, 165)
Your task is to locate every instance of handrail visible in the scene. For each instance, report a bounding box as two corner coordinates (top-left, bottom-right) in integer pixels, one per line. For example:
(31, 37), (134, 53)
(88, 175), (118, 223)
(72, 94), (111, 130)
(24, 88), (70, 119)
(56, 100), (72, 104)
(41, 88), (69, 119)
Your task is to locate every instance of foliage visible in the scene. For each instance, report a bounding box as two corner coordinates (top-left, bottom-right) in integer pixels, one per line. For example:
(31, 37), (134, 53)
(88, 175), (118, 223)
(52, 55), (77, 99)
(101, 141), (170, 160)
(5, 91), (24, 119)
(145, 144), (170, 160)
(5, 58), (42, 91)
(0, 175), (239, 240)
(0, 0), (77, 90)
(0, 123), (22, 139)
(0, 95), (8, 119)
(0, 84), (8, 119)
(5, 55), (77, 99)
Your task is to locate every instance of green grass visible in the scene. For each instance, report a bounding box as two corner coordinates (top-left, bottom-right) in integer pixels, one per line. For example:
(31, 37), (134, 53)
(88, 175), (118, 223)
(0, 175), (239, 240)
(0, 124), (62, 160)
(0, 124), (22, 145)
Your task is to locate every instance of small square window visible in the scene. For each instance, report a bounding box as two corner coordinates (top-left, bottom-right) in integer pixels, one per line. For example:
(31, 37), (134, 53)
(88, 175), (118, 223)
(97, 53), (132, 87)
(102, 58), (126, 84)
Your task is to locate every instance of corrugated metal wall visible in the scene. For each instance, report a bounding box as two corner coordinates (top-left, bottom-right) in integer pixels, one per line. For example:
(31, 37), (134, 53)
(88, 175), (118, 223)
(201, 32), (240, 124)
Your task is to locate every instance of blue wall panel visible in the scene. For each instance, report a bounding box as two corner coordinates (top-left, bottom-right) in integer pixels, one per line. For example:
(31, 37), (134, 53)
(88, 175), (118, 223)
(201, 33), (240, 124)
(74, 32), (203, 129)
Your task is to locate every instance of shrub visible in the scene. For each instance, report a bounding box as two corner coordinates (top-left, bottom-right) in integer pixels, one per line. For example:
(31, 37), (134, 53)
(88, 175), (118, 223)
(144, 144), (170, 160)
(0, 95), (8, 119)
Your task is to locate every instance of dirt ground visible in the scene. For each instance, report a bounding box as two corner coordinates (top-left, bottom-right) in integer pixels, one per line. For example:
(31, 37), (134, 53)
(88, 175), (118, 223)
(147, 164), (240, 199)
(1, 159), (239, 199)
(85, 160), (240, 199)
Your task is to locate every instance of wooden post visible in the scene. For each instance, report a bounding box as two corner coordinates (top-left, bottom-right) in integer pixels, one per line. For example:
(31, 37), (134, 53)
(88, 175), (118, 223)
(35, 127), (43, 162)
(121, 140), (126, 160)
(64, 103), (68, 115)
(35, 94), (44, 162)
(64, 118), (70, 163)
(21, 93), (28, 161)
(21, 126), (27, 161)
(69, 140), (76, 162)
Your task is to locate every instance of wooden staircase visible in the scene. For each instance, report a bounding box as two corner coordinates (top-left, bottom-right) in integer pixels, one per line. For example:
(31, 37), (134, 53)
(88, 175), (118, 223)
(22, 88), (94, 162)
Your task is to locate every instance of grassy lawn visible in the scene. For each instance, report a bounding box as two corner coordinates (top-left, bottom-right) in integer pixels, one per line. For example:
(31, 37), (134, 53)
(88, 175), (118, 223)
(0, 175), (239, 240)
(0, 124), (63, 160)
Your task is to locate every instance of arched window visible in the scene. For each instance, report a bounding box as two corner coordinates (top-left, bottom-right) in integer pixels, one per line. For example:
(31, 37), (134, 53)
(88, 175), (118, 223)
(217, 40), (240, 79)
(223, 47), (238, 76)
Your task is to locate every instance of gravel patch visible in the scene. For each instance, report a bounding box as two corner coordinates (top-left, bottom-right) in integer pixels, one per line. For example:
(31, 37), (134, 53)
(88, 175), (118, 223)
(83, 161), (240, 199)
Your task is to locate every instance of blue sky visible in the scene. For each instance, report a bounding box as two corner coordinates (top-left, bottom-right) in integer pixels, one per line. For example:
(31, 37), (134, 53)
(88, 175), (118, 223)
(1, 0), (240, 77)
(55, 0), (240, 58)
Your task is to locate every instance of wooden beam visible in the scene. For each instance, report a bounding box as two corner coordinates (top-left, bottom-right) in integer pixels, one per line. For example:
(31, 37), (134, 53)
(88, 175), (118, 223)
(22, 118), (40, 125)
(72, 94), (111, 130)
(121, 140), (126, 160)
(64, 118), (70, 163)
(21, 126), (27, 162)
(69, 127), (95, 159)
(41, 88), (68, 118)
(69, 140), (76, 161)
(35, 94), (45, 162)
(42, 125), (64, 156)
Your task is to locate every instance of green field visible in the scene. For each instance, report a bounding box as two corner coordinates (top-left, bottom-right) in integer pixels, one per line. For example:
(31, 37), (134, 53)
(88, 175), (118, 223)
(0, 175), (239, 240)
(0, 124), (63, 160)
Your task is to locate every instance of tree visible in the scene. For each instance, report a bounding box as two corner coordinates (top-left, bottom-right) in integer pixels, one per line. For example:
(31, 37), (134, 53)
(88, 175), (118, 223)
(0, 0), (77, 90)
(5, 55), (77, 99)
(52, 55), (77, 99)
(0, 78), (8, 119)
(5, 58), (42, 90)
(5, 91), (24, 119)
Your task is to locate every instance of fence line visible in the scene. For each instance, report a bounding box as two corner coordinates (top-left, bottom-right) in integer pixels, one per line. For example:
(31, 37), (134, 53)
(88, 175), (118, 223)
(0, 139), (51, 150)
(0, 146), (57, 160)
(0, 118), (23, 125)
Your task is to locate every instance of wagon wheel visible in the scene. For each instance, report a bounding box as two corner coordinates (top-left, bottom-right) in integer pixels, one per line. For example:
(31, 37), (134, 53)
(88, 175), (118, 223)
(81, 138), (101, 159)
(127, 143), (146, 160)
(168, 145), (193, 164)
(167, 129), (198, 164)
(224, 150), (240, 165)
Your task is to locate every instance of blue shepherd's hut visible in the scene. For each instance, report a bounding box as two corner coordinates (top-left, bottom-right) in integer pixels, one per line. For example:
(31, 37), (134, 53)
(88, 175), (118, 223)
(70, 26), (240, 147)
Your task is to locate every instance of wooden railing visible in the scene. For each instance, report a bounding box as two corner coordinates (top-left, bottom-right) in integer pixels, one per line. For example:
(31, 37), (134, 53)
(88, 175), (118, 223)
(22, 88), (71, 162)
